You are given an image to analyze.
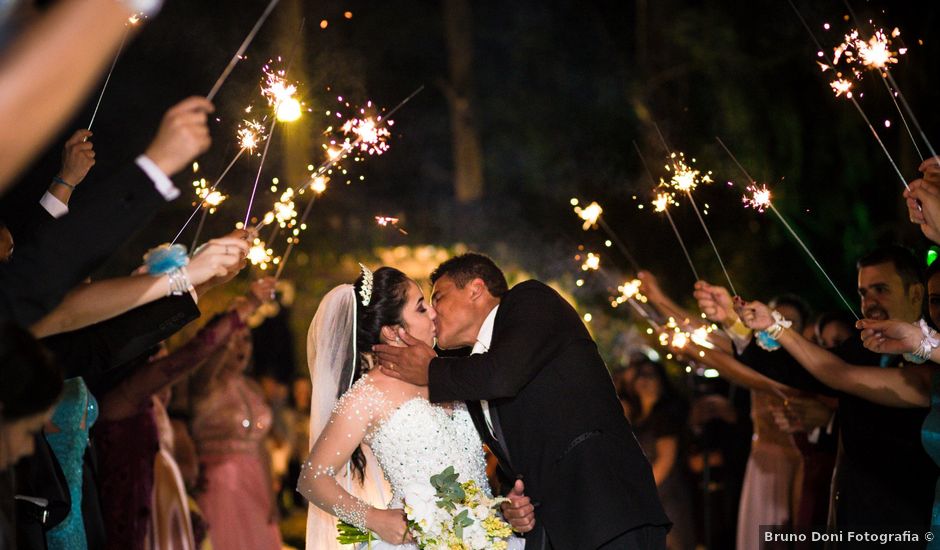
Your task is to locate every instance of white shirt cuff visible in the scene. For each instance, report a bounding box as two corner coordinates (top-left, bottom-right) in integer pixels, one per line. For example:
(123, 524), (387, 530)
(807, 426), (821, 444)
(135, 155), (179, 201)
(39, 191), (69, 219)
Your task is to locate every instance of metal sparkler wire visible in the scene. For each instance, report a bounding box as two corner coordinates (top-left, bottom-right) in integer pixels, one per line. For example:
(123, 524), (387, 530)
(633, 140), (701, 281)
(715, 137), (860, 320)
(206, 0), (282, 102)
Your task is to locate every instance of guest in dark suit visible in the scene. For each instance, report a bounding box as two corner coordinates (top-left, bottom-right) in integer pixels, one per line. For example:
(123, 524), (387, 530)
(376, 253), (671, 550)
(0, 95), (214, 326)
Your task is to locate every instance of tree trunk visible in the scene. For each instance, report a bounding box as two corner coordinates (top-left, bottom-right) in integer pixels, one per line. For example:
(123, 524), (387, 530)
(442, 0), (484, 204)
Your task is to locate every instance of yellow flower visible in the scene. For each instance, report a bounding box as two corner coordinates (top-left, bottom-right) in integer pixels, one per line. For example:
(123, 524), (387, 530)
(482, 515), (513, 538)
(492, 541), (508, 550)
(461, 480), (480, 500)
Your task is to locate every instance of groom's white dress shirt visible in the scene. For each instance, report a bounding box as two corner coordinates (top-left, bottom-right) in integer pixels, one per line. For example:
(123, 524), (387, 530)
(471, 305), (499, 439)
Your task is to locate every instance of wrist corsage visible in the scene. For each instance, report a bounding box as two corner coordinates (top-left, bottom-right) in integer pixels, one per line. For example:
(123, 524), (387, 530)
(756, 310), (792, 352)
(903, 319), (940, 364)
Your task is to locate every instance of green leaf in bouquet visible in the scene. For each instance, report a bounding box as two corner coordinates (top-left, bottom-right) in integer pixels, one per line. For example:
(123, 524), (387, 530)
(430, 465), (466, 511)
(452, 509), (474, 539)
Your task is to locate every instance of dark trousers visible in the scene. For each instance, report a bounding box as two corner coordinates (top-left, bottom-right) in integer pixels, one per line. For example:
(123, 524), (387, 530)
(538, 524), (669, 550)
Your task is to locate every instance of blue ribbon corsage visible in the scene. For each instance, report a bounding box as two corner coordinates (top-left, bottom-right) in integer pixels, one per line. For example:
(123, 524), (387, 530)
(144, 243), (189, 275)
(756, 330), (781, 351)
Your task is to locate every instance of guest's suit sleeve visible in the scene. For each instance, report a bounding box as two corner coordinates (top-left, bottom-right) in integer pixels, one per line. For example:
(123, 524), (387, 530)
(0, 162), (167, 325)
(42, 294), (200, 380)
(428, 281), (572, 403)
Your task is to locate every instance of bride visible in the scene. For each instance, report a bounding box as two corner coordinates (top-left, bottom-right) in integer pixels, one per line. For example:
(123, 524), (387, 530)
(298, 265), (526, 549)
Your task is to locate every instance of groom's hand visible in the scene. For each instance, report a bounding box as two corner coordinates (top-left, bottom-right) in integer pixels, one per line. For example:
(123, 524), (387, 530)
(501, 479), (535, 533)
(374, 328), (436, 386)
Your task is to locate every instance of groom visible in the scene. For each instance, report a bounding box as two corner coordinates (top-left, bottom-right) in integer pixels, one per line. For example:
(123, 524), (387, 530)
(375, 253), (670, 549)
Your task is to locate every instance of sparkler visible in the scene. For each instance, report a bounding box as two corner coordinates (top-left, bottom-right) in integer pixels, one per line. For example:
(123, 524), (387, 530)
(206, 0), (282, 102)
(837, 0), (938, 166)
(375, 216), (409, 235)
(634, 141), (701, 281)
(274, 86), (425, 279)
(243, 62), (304, 226)
(653, 126), (736, 295)
(716, 137), (860, 319)
(171, 147), (247, 246)
(787, 0), (910, 190)
(87, 15), (143, 131)
(581, 252), (601, 271)
(571, 199), (642, 273)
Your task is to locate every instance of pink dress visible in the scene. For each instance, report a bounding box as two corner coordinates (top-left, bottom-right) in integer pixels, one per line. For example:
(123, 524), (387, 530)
(192, 376), (282, 550)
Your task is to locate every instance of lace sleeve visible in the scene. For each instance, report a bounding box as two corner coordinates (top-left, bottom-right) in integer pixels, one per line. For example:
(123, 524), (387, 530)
(297, 380), (389, 529)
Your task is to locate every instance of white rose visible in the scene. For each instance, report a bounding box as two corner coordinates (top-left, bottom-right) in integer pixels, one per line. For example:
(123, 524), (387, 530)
(472, 504), (490, 521)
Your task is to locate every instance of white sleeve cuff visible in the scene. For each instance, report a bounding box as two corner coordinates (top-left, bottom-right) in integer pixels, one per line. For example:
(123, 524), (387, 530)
(39, 191), (69, 219)
(135, 155), (179, 201)
(807, 427), (821, 444)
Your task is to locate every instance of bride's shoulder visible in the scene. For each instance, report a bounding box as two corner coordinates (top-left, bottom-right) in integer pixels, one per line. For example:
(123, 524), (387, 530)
(337, 373), (418, 412)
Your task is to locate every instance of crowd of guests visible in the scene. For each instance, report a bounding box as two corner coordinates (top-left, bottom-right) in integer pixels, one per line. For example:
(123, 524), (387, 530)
(606, 158), (940, 549)
(0, 0), (318, 548)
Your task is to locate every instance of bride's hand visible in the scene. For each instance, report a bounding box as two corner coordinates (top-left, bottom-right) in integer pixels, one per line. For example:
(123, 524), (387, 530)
(366, 508), (413, 544)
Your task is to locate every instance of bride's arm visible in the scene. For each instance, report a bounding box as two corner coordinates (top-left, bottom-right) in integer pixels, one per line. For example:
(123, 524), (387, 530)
(297, 383), (412, 543)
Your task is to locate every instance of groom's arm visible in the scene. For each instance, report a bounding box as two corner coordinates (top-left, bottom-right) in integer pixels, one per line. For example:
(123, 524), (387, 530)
(428, 285), (568, 403)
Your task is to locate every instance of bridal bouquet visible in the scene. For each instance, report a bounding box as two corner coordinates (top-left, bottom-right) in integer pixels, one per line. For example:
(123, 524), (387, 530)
(337, 466), (514, 549)
(404, 466), (513, 549)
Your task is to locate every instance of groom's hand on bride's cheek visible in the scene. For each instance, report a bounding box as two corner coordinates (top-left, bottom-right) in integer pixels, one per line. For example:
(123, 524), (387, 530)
(501, 479), (535, 533)
(373, 329), (437, 386)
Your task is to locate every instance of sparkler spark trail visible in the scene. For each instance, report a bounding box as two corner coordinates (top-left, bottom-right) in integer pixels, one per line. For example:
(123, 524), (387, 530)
(171, 147), (246, 246)
(634, 141), (701, 281)
(571, 199), (641, 273)
(237, 120), (266, 152)
(206, 0), (282, 102)
(715, 137), (860, 319)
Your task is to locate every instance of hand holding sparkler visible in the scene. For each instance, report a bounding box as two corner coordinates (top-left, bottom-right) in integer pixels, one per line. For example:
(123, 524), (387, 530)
(856, 318), (923, 356)
(693, 281), (737, 327)
(921, 157), (940, 186)
(190, 230), (250, 291)
(739, 300), (775, 332)
(58, 130), (96, 187)
(144, 97), (214, 177)
(903, 179), (940, 244)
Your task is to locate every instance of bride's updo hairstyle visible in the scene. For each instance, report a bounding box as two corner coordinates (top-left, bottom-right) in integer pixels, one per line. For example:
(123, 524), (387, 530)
(353, 266), (411, 358)
(347, 266), (409, 480)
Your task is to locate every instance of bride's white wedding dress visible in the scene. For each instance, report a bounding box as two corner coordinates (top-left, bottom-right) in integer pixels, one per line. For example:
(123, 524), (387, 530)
(300, 374), (525, 549)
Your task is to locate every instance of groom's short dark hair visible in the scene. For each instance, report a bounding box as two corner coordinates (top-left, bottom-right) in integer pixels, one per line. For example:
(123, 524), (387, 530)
(431, 253), (509, 298)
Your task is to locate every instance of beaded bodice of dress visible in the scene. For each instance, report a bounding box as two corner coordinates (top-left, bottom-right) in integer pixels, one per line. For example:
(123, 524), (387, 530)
(45, 377), (98, 550)
(192, 376), (272, 457)
(360, 383), (490, 508)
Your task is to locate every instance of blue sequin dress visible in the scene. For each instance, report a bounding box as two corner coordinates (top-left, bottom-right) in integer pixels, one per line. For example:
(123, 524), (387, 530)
(924, 371), (940, 549)
(44, 377), (98, 550)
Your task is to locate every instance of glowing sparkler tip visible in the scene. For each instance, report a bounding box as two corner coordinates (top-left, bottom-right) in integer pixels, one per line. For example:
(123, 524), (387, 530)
(276, 97), (303, 122)
(581, 253), (601, 271)
(742, 184), (772, 212)
(574, 201), (603, 230)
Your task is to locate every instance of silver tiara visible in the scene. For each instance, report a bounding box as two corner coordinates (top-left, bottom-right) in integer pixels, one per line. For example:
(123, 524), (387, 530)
(358, 263), (373, 306)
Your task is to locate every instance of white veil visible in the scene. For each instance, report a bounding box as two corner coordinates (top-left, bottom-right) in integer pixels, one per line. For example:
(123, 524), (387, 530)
(304, 284), (390, 549)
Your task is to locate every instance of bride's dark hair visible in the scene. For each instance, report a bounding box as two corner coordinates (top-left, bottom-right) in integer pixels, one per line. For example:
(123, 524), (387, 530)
(347, 266), (410, 481)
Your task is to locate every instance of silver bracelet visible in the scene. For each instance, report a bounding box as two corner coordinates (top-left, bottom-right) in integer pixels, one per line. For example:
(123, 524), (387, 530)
(765, 310), (792, 339)
(166, 267), (192, 296)
(904, 319), (940, 364)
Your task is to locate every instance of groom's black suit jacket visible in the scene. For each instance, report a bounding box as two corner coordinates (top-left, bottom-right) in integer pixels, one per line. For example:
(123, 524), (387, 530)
(428, 280), (670, 549)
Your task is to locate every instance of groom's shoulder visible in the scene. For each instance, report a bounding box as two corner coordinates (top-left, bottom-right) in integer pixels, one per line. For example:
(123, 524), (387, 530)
(505, 279), (560, 302)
